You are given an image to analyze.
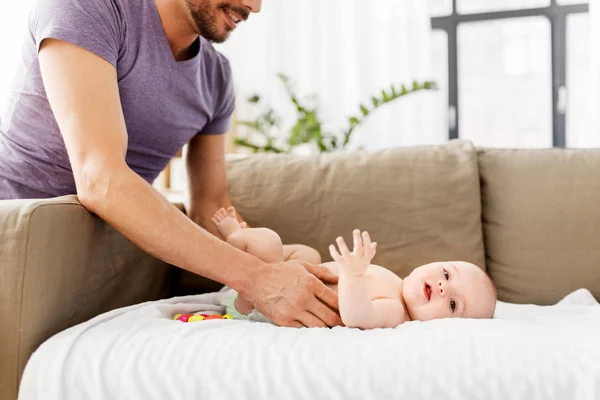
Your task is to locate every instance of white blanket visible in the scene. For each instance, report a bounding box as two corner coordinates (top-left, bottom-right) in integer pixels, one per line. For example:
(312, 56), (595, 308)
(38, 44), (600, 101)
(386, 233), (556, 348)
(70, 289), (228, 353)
(19, 289), (600, 400)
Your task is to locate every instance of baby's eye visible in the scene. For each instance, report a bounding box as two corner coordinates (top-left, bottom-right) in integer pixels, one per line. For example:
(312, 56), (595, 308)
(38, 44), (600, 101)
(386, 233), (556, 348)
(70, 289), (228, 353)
(450, 299), (456, 312)
(444, 269), (449, 280)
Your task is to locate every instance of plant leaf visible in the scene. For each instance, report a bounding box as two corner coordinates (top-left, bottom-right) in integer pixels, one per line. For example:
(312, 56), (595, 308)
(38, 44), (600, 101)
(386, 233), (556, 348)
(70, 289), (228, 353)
(424, 81), (438, 90)
(360, 105), (370, 116)
(247, 94), (261, 103)
(381, 90), (391, 102)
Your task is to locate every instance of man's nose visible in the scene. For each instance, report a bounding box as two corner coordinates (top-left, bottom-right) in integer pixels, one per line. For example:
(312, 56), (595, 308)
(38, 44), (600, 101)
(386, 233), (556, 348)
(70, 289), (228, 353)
(242, 0), (262, 13)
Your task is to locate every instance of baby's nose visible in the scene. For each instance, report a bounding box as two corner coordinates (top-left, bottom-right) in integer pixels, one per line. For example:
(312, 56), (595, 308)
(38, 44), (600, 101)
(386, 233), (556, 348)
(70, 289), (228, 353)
(438, 281), (447, 297)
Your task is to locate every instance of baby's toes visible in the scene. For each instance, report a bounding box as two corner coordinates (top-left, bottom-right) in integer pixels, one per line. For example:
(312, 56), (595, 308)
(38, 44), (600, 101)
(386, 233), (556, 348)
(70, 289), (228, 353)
(226, 206), (236, 218)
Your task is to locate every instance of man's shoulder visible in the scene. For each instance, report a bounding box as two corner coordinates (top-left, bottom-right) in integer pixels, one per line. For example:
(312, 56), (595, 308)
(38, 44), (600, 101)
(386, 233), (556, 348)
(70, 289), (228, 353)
(199, 38), (231, 75)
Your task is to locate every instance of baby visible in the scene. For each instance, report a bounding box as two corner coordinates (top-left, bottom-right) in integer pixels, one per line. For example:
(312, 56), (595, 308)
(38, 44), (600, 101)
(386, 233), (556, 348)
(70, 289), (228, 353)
(213, 207), (497, 329)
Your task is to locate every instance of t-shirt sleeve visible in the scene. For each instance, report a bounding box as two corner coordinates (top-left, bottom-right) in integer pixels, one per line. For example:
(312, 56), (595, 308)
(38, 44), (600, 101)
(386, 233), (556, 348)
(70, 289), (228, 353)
(200, 54), (235, 135)
(29, 0), (123, 67)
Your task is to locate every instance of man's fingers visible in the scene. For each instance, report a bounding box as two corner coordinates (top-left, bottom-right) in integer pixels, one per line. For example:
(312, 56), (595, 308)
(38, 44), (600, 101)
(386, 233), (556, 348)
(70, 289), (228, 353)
(314, 282), (340, 312)
(275, 319), (305, 329)
(302, 262), (339, 284)
(270, 315), (304, 328)
(309, 298), (343, 327)
(298, 311), (328, 328)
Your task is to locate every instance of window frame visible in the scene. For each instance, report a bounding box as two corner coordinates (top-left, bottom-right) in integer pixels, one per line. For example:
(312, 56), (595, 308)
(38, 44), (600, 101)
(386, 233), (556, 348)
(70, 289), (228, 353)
(431, 0), (589, 147)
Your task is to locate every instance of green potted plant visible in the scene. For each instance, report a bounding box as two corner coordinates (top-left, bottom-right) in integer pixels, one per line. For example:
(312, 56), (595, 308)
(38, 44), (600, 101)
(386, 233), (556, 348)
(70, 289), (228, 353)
(236, 73), (437, 154)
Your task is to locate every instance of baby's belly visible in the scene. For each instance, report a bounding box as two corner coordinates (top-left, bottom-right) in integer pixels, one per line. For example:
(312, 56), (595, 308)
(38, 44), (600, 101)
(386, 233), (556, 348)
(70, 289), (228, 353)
(320, 262), (402, 300)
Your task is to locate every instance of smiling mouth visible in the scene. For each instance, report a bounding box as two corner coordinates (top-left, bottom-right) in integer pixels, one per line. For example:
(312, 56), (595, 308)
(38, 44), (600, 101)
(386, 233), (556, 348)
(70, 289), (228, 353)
(423, 283), (431, 301)
(222, 9), (242, 29)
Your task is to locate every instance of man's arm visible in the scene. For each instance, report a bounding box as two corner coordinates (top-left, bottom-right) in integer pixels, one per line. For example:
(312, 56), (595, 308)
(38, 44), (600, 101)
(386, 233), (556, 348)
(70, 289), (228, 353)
(38, 39), (341, 328)
(186, 133), (240, 238)
(38, 38), (257, 289)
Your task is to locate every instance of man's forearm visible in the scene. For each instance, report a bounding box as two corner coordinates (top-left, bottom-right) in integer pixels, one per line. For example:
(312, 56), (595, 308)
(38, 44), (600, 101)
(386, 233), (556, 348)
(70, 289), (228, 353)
(82, 166), (262, 292)
(187, 202), (223, 237)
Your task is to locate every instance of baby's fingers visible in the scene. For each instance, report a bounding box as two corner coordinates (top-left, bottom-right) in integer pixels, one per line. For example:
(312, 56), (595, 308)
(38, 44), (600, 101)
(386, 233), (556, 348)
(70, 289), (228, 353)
(329, 244), (343, 263)
(370, 242), (378, 258)
(353, 229), (363, 256)
(361, 231), (372, 259)
(361, 231), (372, 249)
(336, 236), (352, 258)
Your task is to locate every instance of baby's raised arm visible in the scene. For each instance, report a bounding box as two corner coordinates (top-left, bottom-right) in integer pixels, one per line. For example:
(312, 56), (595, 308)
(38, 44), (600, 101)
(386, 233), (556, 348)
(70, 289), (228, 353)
(330, 230), (407, 329)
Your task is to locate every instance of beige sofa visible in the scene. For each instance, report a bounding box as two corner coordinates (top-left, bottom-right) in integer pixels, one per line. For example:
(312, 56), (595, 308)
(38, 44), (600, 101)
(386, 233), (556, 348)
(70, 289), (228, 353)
(2, 140), (599, 399)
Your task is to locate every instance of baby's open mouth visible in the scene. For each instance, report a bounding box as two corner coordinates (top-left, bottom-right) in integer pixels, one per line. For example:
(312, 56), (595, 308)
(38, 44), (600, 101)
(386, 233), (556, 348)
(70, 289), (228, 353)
(423, 283), (432, 301)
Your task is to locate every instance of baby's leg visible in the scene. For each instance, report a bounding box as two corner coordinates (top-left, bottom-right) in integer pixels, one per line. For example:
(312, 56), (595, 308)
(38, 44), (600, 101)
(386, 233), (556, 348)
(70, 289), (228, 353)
(212, 207), (284, 262)
(212, 207), (284, 315)
(283, 244), (322, 264)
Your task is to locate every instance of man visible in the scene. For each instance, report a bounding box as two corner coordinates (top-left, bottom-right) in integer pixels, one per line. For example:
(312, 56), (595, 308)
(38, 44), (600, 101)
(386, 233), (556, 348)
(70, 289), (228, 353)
(0, 0), (341, 328)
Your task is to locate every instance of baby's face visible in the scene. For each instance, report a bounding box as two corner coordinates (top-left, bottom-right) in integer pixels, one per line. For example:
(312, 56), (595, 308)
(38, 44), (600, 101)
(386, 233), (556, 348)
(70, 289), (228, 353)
(402, 261), (496, 321)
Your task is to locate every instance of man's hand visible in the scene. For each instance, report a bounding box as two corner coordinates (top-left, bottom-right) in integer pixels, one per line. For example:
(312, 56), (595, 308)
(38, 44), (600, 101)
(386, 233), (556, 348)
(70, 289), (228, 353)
(301, 261), (339, 285)
(242, 261), (342, 328)
(329, 230), (377, 277)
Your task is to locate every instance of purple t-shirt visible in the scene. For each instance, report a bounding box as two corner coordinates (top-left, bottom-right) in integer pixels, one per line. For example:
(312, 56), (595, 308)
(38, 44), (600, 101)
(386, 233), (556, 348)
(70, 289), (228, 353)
(0, 0), (234, 199)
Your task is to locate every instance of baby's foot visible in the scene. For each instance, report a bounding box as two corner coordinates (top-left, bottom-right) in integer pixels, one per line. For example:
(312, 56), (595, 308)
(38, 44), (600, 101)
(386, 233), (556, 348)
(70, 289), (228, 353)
(212, 207), (242, 240)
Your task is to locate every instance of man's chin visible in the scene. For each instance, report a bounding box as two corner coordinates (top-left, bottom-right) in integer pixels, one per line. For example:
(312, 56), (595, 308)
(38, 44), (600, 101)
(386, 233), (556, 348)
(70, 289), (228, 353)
(194, 21), (231, 43)
(200, 31), (230, 43)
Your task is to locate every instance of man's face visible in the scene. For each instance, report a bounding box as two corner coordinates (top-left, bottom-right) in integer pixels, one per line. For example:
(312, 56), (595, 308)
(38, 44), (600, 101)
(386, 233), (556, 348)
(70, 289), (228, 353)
(184, 0), (262, 43)
(402, 261), (496, 321)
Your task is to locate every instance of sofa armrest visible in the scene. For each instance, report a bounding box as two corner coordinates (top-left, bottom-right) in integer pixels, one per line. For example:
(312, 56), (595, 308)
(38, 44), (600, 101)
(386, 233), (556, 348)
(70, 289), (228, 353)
(0, 195), (176, 399)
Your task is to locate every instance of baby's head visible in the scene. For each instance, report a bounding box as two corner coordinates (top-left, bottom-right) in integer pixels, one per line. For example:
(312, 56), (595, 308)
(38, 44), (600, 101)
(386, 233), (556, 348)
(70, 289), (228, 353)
(402, 261), (496, 321)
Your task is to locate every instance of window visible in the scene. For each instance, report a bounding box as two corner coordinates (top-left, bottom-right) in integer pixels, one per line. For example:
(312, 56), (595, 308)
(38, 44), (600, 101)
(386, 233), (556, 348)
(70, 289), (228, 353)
(429, 0), (590, 147)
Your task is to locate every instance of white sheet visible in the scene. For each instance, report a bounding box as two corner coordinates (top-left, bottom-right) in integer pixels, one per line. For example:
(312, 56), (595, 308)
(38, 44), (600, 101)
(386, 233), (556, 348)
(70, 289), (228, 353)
(19, 289), (600, 400)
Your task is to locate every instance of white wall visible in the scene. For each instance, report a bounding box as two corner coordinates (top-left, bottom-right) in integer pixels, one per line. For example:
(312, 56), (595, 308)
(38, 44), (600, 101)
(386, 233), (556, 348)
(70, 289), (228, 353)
(0, 1), (33, 114)
(215, 0), (443, 151)
(592, 0), (600, 140)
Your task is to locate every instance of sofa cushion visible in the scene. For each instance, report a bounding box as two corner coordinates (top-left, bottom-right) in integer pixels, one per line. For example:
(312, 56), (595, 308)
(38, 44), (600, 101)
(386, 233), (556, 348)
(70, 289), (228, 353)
(479, 148), (600, 305)
(219, 140), (485, 280)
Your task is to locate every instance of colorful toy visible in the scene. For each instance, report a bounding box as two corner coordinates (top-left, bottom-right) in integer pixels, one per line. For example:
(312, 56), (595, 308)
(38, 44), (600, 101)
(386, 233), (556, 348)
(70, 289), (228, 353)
(174, 313), (233, 322)
(175, 313), (193, 322)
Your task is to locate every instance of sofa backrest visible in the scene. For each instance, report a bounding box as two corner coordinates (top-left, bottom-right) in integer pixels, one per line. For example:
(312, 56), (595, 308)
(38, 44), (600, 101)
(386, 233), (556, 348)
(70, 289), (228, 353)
(178, 140), (600, 307)
(224, 139), (486, 280)
(478, 147), (600, 305)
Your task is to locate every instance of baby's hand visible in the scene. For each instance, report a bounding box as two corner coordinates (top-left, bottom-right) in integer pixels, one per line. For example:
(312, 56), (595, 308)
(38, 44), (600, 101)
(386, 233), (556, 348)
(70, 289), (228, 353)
(329, 230), (377, 277)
